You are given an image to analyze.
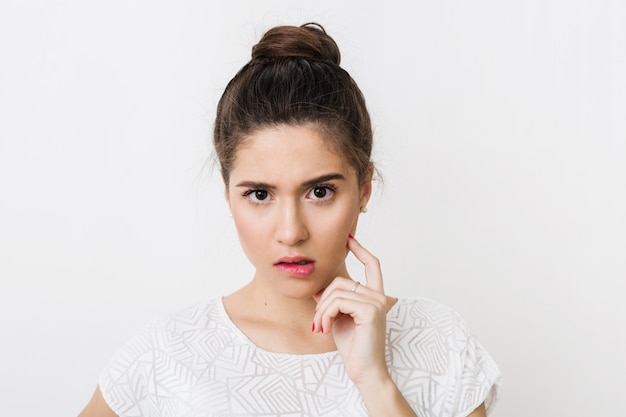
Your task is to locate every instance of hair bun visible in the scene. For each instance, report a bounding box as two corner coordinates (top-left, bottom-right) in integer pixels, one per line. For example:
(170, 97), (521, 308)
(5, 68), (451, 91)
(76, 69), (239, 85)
(251, 23), (341, 65)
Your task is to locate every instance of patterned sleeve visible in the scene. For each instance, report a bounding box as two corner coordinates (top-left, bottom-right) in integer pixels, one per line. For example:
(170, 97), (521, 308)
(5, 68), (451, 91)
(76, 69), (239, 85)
(98, 321), (160, 417)
(447, 309), (502, 417)
(387, 298), (502, 417)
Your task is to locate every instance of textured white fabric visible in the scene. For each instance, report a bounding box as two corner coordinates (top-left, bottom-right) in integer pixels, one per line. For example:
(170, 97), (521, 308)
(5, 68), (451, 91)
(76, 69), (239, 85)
(99, 298), (501, 417)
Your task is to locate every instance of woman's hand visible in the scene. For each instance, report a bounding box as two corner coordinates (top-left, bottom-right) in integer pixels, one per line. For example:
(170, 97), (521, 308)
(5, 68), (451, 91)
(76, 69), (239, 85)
(312, 235), (417, 416)
(312, 235), (396, 385)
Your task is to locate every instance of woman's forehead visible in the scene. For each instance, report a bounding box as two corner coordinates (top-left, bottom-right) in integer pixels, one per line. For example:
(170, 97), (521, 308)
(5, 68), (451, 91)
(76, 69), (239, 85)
(230, 125), (356, 183)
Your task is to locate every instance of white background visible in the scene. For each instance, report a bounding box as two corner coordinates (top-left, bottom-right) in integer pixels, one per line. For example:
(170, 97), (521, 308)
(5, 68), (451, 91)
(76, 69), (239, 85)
(1, 1), (624, 416)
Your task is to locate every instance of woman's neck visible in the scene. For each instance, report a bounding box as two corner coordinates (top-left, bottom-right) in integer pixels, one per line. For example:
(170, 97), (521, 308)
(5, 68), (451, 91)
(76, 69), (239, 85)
(227, 280), (317, 328)
(222, 280), (337, 354)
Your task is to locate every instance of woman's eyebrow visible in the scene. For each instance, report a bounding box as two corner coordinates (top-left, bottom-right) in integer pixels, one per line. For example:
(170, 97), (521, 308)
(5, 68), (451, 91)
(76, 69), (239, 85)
(235, 173), (345, 190)
(235, 180), (274, 190)
(301, 173), (345, 188)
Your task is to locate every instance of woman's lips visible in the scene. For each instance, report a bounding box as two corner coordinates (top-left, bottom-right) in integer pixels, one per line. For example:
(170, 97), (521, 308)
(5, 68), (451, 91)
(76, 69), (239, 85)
(274, 256), (316, 278)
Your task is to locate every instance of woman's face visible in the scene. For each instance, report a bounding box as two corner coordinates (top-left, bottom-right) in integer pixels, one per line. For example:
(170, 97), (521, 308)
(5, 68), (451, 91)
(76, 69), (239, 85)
(226, 124), (371, 299)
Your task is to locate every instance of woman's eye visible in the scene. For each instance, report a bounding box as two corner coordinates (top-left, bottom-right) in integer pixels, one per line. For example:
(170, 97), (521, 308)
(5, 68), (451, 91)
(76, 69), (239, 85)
(252, 190), (269, 201)
(313, 187), (327, 199)
(308, 186), (335, 201)
(243, 189), (270, 203)
(256, 190), (268, 199)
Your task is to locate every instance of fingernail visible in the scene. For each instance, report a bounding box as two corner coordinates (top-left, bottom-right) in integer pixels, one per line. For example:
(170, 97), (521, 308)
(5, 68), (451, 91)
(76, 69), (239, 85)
(311, 322), (315, 332)
(321, 326), (325, 334)
(348, 234), (354, 239)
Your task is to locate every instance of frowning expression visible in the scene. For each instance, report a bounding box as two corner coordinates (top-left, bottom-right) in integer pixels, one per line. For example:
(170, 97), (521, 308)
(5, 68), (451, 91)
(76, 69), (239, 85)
(226, 124), (371, 299)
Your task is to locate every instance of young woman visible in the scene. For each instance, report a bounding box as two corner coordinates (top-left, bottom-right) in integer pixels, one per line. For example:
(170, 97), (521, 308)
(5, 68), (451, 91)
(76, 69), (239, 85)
(80, 23), (501, 417)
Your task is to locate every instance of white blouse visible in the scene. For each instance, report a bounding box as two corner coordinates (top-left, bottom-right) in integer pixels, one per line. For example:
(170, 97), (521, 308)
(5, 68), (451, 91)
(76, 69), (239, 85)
(99, 297), (501, 416)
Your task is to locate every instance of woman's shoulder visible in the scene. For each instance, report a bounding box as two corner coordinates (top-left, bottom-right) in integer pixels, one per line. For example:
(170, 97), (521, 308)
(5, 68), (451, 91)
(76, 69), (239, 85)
(388, 297), (471, 336)
(386, 297), (481, 365)
(110, 298), (233, 356)
(139, 297), (236, 344)
(157, 298), (226, 329)
(387, 297), (502, 415)
(99, 298), (234, 378)
(98, 298), (240, 415)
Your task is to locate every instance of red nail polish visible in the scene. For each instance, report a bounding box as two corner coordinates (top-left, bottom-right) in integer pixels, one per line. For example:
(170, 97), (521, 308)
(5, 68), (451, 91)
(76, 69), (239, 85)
(348, 234), (354, 239)
(321, 326), (325, 334)
(311, 322), (315, 332)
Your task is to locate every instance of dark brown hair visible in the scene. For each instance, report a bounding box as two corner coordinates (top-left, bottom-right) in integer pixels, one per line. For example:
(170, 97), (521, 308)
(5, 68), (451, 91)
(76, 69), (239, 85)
(213, 23), (373, 185)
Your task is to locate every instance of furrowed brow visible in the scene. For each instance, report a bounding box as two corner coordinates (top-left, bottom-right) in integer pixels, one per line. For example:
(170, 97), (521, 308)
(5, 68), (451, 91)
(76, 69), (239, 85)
(235, 173), (345, 190)
(235, 181), (275, 190)
(301, 173), (345, 188)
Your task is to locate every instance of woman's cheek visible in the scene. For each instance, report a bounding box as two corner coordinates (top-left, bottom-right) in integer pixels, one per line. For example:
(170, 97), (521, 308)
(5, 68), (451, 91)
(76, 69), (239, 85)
(233, 214), (265, 261)
(324, 208), (358, 245)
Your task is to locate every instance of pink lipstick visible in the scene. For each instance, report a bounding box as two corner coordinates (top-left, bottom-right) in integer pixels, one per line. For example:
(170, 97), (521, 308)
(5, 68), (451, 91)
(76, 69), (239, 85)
(274, 256), (316, 278)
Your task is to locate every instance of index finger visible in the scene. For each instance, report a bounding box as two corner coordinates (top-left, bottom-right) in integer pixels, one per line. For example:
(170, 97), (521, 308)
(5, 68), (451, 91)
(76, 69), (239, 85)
(347, 235), (384, 293)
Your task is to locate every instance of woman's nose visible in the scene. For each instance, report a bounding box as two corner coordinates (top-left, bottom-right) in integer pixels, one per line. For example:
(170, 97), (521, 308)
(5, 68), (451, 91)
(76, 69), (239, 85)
(273, 200), (309, 245)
